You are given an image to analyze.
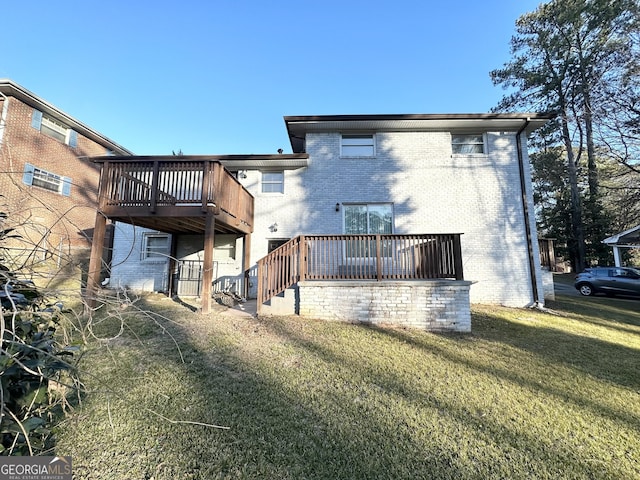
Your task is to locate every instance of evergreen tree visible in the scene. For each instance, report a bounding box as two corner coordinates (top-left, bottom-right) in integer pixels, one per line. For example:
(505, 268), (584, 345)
(491, 0), (640, 271)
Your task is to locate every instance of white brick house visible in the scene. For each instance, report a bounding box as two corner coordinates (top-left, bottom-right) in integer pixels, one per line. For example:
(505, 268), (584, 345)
(109, 113), (550, 313)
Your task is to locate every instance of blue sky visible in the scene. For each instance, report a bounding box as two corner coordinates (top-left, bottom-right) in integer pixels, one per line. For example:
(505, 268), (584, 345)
(2, 1), (542, 155)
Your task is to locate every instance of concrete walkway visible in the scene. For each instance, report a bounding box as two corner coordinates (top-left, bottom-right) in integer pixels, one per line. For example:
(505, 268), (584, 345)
(224, 298), (257, 318)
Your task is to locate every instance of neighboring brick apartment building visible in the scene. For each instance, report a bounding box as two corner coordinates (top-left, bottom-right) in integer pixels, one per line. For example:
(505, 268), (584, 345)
(0, 79), (131, 266)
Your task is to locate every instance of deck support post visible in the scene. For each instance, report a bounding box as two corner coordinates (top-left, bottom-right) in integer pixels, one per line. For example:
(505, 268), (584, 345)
(453, 235), (464, 280)
(299, 235), (306, 281)
(201, 211), (215, 314)
(242, 233), (251, 299)
(375, 234), (382, 281)
(85, 213), (107, 314)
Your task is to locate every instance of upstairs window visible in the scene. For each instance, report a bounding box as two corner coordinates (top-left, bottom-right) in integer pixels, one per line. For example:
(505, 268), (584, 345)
(31, 109), (78, 147)
(451, 134), (485, 154)
(261, 172), (284, 193)
(22, 163), (71, 196)
(341, 134), (375, 157)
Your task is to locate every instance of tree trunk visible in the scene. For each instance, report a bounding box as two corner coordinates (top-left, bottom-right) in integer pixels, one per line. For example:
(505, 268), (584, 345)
(560, 100), (587, 272)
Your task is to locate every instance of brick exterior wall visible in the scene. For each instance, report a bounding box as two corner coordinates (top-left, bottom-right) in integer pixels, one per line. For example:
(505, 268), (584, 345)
(243, 130), (545, 307)
(0, 95), (116, 262)
(298, 280), (472, 332)
(109, 223), (169, 292)
(111, 127), (545, 309)
(110, 223), (245, 294)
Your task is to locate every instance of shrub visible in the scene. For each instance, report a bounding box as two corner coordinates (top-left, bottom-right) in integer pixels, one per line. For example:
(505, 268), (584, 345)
(1, 205), (78, 455)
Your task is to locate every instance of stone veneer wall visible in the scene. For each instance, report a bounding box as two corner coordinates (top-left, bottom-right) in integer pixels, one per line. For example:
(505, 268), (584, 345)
(298, 280), (473, 332)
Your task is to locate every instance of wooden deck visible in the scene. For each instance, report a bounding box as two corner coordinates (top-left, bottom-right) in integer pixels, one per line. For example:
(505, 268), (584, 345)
(86, 157), (255, 313)
(94, 157), (253, 234)
(257, 234), (464, 313)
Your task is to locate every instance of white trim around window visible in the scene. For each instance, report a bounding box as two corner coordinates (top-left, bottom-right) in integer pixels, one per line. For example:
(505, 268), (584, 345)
(261, 171), (284, 193)
(343, 203), (394, 235)
(142, 233), (170, 260)
(451, 133), (487, 155)
(22, 163), (71, 196)
(31, 109), (78, 147)
(340, 134), (376, 157)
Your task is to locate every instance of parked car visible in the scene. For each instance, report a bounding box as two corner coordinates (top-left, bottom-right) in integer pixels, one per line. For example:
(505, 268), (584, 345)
(574, 267), (640, 297)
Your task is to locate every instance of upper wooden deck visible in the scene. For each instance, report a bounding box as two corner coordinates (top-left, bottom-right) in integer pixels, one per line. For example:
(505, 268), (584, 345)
(93, 156), (254, 234)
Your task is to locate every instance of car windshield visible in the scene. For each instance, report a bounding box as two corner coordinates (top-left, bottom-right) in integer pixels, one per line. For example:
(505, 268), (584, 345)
(629, 267), (640, 276)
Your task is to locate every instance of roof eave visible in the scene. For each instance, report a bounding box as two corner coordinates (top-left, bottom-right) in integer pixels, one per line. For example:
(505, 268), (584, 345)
(90, 153), (310, 170)
(0, 78), (134, 155)
(284, 113), (551, 153)
(603, 224), (640, 245)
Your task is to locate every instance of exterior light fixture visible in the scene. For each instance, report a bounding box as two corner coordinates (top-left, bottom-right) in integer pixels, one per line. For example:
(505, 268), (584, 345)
(335, 203), (340, 212)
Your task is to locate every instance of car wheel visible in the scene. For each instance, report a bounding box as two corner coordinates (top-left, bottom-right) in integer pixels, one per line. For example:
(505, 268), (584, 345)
(578, 284), (594, 296)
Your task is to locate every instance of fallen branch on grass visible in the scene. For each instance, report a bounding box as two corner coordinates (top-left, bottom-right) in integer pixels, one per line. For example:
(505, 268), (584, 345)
(146, 408), (230, 430)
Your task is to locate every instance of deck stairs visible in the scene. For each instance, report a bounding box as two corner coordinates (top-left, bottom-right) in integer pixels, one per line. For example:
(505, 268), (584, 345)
(258, 285), (298, 316)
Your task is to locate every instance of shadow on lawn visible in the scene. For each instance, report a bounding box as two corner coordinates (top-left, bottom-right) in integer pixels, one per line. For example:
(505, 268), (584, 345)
(549, 294), (640, 335)
(175, 325), (471, 478)
(258, 318), (625, 480)
(66, 297), (636, 479)
(473, 314), (640, 390)
(72, 301), (473, 479)
(374, 319), (640, 429)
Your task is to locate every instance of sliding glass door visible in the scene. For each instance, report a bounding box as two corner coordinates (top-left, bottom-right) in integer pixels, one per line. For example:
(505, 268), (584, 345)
(344, 204), (393, 258)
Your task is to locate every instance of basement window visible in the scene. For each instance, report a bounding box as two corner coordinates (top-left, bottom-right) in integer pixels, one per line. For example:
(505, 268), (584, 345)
(142, 233), (170, 260)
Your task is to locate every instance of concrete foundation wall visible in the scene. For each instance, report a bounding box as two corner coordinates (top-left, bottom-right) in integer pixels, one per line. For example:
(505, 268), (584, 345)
(297, 280), (472, 332)
(541, 269), (555, 301)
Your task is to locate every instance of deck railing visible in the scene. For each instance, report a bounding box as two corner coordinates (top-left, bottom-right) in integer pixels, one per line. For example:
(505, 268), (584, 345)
(257, 234), (463, 307)
(95, 158), (253, 227)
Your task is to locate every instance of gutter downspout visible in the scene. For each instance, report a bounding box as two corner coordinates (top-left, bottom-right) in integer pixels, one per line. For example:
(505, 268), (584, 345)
(516, 118), (541, 307)
(0, 92), (8, 147)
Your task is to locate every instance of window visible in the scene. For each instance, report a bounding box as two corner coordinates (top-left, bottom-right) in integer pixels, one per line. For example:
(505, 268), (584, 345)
(143, 233), (170, 260)
(268, 239), (289, 253)
(31, 109), (78, 147)
(341, 134), (375, 157)
(214, 235), (236, 261)
(22, 163), (71, 196)
(261, 172), (284, 193)
(451, 134), (485, 154)
(612, 268), (638, 278)
(344, 204), (393, 235)
(344, 204), (393, 257)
